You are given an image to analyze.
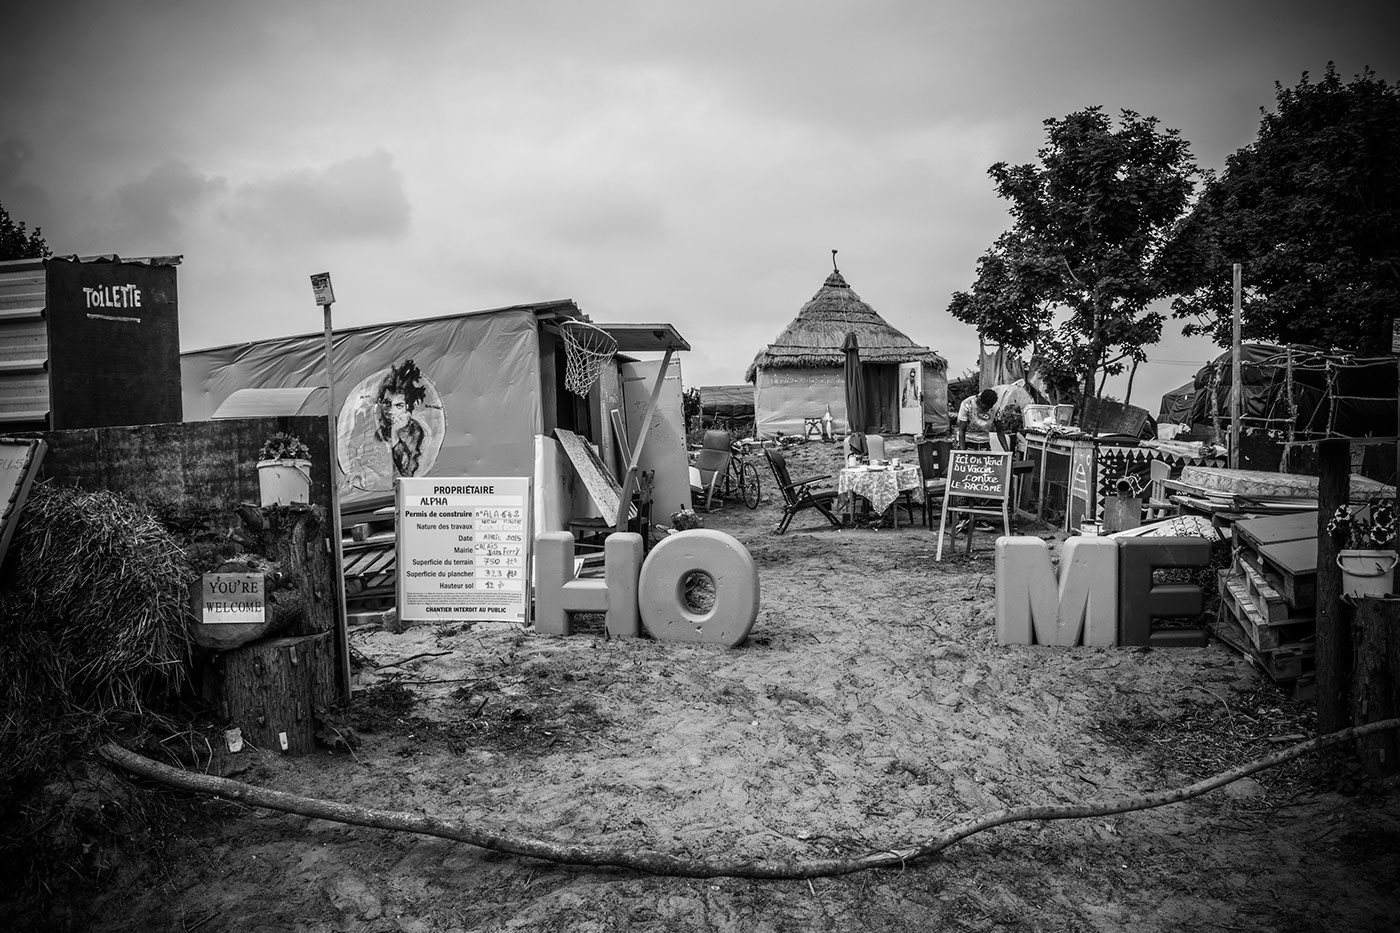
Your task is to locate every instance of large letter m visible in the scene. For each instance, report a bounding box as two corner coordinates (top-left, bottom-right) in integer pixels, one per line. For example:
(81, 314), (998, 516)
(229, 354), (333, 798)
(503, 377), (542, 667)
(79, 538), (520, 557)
(995, 536), (1119, 647)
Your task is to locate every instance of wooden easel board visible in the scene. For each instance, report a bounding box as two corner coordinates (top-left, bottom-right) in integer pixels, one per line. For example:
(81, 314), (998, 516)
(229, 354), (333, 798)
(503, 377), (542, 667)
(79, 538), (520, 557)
(0, 437), (46, 568)
(936, 450), (1012, 561)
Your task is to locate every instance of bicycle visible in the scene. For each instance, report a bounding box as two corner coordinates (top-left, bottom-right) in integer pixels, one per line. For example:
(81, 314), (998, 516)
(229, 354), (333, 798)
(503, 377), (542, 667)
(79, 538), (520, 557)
(720, 441), (762, 509)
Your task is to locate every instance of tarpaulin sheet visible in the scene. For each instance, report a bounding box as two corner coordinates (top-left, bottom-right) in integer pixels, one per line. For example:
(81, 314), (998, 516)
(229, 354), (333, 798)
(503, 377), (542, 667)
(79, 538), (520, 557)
(182, 310), (543, 505)
(753, 365), (949, 439)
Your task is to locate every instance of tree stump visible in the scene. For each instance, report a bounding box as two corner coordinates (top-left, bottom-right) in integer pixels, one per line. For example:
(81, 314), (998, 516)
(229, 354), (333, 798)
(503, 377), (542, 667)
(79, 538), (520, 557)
(188, 554), (305, 651)
(1351, 598), (1400, 776)
(205, 631), (336, 755)
(254, 504), (333, 637)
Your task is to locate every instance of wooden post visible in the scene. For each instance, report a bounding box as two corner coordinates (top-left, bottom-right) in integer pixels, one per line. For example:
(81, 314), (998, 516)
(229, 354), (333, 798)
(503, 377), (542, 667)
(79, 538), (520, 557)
(1230, 263), (1242, 470)
(312, 272), (352, 704)
(1315, 439), (1352, 734)
(1352, 598), (1400, 775)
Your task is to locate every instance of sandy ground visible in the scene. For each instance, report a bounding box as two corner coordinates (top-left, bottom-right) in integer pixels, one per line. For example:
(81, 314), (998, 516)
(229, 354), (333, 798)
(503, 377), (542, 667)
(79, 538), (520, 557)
(36, 440), (1400, 932)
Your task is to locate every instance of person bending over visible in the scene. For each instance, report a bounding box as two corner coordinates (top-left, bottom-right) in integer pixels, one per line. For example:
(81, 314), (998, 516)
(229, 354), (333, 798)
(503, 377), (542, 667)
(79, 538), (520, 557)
(956, 389), (999, 450)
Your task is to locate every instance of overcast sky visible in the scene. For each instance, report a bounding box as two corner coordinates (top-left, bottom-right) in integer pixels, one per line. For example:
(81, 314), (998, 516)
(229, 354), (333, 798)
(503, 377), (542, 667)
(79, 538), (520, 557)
(2, 1), (1395, 414)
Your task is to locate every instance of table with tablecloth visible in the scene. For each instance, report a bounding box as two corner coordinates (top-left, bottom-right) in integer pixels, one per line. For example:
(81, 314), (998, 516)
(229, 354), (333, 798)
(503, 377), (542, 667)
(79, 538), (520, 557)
(837, 465), (924, 524)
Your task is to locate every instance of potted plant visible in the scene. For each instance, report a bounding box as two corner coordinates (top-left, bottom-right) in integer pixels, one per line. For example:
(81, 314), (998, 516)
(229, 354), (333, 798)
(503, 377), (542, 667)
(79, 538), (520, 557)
(995, 402), (1024, 451)
(256, 432), (312, 507)
(1327, 498), (1397, 599)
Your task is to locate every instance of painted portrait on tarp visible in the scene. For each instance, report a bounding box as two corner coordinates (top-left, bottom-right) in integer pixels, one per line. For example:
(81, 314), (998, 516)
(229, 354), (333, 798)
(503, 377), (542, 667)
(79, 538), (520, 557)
(337, 358), (446, 496)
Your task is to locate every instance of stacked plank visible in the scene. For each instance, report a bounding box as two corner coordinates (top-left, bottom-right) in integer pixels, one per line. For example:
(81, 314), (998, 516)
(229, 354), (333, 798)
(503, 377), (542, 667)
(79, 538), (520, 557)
(1212, 512), (1319, 700)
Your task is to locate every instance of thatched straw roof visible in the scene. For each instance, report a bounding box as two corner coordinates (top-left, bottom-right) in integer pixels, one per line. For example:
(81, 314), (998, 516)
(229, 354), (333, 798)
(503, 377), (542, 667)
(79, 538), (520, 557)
(745, 269), (946, 382)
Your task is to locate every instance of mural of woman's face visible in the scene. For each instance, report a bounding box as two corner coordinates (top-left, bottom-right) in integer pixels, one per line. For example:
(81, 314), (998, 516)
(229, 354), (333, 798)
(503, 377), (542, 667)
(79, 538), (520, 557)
(383, 392), (410, 431)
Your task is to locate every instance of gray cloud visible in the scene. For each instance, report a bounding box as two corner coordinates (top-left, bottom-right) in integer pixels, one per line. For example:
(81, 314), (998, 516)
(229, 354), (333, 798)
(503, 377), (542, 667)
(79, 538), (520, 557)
(226, 150), (411, 242)
(115, 160), (227, 238)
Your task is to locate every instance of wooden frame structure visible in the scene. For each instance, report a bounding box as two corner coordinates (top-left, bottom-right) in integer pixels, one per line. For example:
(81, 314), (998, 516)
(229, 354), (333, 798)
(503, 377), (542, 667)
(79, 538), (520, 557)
(935, 450), (1012, 561)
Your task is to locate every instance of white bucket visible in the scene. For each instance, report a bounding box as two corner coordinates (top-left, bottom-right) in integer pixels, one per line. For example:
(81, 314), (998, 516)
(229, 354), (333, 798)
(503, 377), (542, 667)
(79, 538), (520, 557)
(1336, 550), (1398, 600)
(257, 459), (311, 507)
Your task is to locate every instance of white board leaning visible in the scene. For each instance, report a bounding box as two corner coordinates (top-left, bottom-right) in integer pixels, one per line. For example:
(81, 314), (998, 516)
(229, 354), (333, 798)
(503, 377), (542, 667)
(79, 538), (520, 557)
(396, 476), (532, 625)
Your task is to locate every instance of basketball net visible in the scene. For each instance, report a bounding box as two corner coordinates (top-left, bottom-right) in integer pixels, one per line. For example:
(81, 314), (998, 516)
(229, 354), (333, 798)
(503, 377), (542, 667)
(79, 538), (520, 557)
(560, 320), (618, 396)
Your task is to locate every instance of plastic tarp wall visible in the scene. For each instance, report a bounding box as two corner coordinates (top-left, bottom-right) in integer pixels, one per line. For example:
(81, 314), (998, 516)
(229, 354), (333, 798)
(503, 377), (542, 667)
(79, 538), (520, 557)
(754, 365), (845, 438)
(754, 365), (948, 438)
(182, 310), (544, 506)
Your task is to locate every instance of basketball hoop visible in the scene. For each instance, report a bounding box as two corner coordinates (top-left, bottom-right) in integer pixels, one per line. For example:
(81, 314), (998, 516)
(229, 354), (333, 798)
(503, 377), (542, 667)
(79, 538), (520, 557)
(560, 319), (618, 396)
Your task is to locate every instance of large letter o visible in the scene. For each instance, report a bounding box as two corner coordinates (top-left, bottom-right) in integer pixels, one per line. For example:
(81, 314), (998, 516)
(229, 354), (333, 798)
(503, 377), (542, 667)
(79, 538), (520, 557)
(638, 529), (759, 647)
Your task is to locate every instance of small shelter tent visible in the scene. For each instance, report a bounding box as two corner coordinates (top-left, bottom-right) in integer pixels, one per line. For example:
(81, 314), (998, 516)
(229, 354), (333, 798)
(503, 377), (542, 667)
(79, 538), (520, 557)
(698, 385), (755, 428)
(182, 302), (692, 527)
(745, 267), (947, 438)
(1158, 381), (1196, 427)
(1183, 343), (1397, 441)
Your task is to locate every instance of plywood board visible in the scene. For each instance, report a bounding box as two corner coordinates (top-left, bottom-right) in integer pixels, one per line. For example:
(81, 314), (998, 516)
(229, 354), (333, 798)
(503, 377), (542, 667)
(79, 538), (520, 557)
(1257, 538), (1318, 579)
(553, 428), (624, 520)
(1234, 511), (1318, 550)
(0, 436), (45, 566)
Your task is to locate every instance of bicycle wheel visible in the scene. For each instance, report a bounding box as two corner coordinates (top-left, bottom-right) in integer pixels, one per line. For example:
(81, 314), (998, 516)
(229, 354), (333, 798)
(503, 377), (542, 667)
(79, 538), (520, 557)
(739, 460), (761, 509)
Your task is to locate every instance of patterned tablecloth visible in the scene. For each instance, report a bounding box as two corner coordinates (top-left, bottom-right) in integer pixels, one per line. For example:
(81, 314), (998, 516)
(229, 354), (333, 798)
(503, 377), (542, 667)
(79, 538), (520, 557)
(837, 465), (924, 514)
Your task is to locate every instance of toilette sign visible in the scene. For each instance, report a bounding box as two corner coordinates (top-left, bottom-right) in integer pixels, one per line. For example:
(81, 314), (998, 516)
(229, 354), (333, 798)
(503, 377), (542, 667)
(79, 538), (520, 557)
(396, 476), (531, 624)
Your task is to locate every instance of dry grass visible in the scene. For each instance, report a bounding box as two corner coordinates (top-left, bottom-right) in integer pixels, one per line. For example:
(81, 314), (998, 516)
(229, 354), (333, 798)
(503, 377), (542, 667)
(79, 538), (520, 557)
(0, 482), (193, 792)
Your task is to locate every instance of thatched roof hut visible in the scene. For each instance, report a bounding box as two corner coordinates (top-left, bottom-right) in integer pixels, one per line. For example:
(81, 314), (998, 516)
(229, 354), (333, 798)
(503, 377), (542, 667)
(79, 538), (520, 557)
(746, 267), (949, 438)
(745, 269), (947, 381)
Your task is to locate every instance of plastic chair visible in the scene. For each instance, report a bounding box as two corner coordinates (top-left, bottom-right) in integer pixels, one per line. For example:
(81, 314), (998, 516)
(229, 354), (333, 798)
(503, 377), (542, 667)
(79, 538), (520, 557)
(865, 434), (886, 461)
(764, 448), (841, 534)
(689, 429), (732, 512)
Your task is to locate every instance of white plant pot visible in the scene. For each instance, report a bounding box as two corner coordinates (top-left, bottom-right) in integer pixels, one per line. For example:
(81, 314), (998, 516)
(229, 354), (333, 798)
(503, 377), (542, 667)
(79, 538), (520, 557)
(257, 459), (311, 507)
(1336, 549), (1397, 600)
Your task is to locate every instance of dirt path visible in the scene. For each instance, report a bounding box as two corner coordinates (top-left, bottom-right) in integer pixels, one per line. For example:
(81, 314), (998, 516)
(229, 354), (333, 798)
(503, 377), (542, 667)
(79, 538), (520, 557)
(65, 441), (1400, 932)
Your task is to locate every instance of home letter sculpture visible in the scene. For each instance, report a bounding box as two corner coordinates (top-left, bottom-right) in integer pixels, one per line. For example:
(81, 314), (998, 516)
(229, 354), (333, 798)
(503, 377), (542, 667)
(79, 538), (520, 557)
(534, 528), (759, 647)
(996, 535), (1210, 647)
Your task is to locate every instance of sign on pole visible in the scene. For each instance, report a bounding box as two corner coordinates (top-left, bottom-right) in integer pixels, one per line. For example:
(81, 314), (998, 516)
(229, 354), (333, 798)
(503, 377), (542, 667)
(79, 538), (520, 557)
(396, 476), (532, 625)
(310, 272), (335, 307)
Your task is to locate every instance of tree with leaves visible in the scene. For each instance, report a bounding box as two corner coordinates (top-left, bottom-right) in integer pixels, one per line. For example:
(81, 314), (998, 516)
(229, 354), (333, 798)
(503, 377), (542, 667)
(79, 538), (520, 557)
(0, 202), (50, 261)
(949, 108), (1202, 416)
(1164, 65), (1400, 355)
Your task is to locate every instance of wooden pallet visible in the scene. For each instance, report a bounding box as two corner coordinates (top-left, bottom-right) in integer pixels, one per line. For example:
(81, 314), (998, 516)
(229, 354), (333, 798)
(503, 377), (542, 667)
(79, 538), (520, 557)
(1231, 552), (1315, 625)
(1233, 512), (1318, 608)
(1212, 570), (1315, 685)
(1216, 570), (1314, 652)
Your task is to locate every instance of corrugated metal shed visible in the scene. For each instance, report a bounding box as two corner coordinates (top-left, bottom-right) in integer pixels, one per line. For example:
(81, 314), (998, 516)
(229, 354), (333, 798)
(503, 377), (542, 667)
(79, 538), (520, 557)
(0, 258), (49, 429)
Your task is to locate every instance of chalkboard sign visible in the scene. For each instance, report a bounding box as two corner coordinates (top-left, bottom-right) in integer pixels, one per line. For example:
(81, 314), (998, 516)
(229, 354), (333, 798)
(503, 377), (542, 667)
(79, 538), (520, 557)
(945, 449), (1011, 500)
(396, 476), (532, 625)
(935, 450), (1012, 561)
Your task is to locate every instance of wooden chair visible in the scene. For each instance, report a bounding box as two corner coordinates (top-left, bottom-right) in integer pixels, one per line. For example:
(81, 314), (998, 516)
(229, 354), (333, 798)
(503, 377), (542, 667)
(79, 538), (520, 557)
(991, 431), (1034, 517)
(689, 429), (732, 512)
(916, 439), (949, 528)
(1144, 459), (1175, 520)
(764, 448), (841, 535)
